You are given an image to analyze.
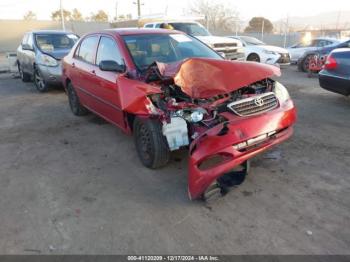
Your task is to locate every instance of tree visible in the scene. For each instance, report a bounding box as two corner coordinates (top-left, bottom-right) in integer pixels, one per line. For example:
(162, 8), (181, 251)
(244, 17), (274, 33)
(90, 10), (108, 22)
(71, 8), (83, 21)
(51, 9), (71, 21)
(23, 11), (37, 20)
(190, 0), (239, 33)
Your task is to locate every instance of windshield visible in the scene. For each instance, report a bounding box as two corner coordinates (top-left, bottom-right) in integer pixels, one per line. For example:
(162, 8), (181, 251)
(123, 33), (222, 71)
(35, 34), (78, 52)
(168, 23), (210, 36)
(240, 36), (265, 46)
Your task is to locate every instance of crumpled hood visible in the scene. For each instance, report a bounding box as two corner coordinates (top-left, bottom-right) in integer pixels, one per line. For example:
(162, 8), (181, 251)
(157, 58), (281, 99)
(43, 49), (71, 60)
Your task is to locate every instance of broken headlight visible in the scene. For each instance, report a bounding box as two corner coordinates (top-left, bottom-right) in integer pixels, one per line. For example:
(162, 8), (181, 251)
(175, 108), (206, 123)
(273, 82), (290, 103)
(37, 53), (58, 67)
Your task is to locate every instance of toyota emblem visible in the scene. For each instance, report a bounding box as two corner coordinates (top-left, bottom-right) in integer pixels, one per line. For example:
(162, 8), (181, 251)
(254, 97), (264, 106)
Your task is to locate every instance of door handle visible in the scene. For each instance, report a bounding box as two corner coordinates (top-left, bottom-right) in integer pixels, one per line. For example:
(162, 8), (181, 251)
(91, 70), (96, 75)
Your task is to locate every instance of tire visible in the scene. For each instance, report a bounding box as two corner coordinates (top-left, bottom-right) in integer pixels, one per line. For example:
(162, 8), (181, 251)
(66, 82), (88, 116)
(247, 53), (260, 62)
(202, 182), (223, 202)
(34, 68), (49, 92)
(298, 54), (313, 72)
(18, 63), (31, 82)
(133, 117), (170, 169)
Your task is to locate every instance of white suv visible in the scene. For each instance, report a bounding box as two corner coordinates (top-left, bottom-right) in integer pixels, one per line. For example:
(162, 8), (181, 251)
(144, 21), (245, 61)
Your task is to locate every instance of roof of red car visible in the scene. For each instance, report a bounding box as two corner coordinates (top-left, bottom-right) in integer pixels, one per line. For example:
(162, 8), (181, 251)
(102, 28), (183, 36)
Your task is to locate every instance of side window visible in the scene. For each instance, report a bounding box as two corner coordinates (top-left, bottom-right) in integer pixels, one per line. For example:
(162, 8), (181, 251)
(96, 36), (123, 66)
(155, 23), (161, 28)
(76, 35), (99, 64)
(340, 41), (350, 48)
(145, 24), (153, 28)
(318, 40), (327, 47)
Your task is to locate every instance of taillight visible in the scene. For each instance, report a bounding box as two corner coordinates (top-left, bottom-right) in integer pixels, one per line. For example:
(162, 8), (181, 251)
(324, 55), (337, 70)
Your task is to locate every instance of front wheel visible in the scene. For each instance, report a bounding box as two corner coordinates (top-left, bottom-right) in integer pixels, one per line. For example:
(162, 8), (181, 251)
(247, 53), (260, 62)
(133, 117), (170, 169)
(34, 69), (49, 92)
(66, 82), (88, 116)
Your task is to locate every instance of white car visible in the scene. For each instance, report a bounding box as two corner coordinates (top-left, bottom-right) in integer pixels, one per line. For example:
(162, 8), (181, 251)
(288, 38), (340, 63)
(144, 21), (245, 61)
(230, 36), (291, 66)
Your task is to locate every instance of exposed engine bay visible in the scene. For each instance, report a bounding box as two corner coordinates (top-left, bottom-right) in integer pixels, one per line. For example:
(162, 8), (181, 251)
(144, 60), (279, 151)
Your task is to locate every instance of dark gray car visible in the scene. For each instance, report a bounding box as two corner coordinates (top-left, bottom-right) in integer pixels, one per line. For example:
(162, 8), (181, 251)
(17, 30), (78, 92)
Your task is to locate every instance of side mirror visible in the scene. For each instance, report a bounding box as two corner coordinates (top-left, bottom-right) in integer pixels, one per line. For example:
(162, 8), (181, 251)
(22, 44), (33, 51)
(99, 60), (125, 73)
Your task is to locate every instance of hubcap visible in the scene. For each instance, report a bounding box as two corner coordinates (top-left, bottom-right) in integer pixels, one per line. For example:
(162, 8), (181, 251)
(35, 70), (45, 90)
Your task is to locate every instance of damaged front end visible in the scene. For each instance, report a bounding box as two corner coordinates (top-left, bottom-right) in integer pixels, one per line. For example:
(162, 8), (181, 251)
(140, 58), (297, 200)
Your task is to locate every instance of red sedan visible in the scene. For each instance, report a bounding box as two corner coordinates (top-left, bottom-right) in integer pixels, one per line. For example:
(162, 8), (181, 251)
(62, 29), (296, 201)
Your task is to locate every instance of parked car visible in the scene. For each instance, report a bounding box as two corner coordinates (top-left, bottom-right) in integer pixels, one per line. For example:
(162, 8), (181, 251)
(319, 48), (350, 96)
(17, 30), (79, 92)
(62, 29), (296, 201)
(297, 39), (350, 72)
(288, 37), (340, 63)
(229, 36), (291, 66)
(143, 21), (245, 61)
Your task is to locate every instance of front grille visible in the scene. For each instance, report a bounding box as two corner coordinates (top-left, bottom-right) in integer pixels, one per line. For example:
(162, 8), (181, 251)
(220, 49), (237, 54)
(277, 53), (291, 64)
(213, 43), (237, 48)
(227, 92), (278, 116)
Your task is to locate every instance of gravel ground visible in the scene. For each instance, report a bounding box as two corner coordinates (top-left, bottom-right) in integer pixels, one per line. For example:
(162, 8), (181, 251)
(0, 66), (349, 254)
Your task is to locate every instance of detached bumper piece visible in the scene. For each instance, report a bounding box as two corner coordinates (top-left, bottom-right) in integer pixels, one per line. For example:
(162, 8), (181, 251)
(188, 100), (296, 200)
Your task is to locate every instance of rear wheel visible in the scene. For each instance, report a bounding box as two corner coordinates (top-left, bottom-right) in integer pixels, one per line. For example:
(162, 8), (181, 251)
(34, 68), (49, 92)
(299, 54), (313, 72)
(247, 53), (260, 62)
(18, 63), (31, 82)
(66, 82), (88, 116)
(133, 117), (170, 169)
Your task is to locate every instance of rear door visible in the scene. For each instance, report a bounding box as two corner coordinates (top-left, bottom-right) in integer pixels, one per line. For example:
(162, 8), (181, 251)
(17, 33), (28, 67)
(25, 33), (36, 75)
(92, 35), (126, 129)
(71, 35), (100, 109)
(20, 33), (35, 74)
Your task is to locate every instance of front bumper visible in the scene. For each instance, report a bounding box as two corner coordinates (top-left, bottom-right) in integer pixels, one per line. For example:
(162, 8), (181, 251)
(188, 99), (296, 200)
(37, 62), (62, 85)
(264, 53), (291, 66)
(215, 48), (245, 61)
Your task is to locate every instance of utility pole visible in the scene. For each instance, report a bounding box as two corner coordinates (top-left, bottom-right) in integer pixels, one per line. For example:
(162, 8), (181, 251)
(115, 0), (118, 21)
(60, 0), (65, 31)
(137, 0), (141, 18)
(261, 19), (265, 41)
(283, 15), (289, 48)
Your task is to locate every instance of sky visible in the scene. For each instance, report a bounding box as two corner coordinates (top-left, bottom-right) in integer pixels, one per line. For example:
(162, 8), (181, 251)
(0, 0), (350, 21)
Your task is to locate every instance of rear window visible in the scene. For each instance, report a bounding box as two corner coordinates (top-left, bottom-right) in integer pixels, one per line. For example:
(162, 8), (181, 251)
(35, 34), (78, 52)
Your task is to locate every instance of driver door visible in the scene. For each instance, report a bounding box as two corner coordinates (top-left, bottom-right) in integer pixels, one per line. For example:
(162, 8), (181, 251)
(93, 35), (126, 130)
